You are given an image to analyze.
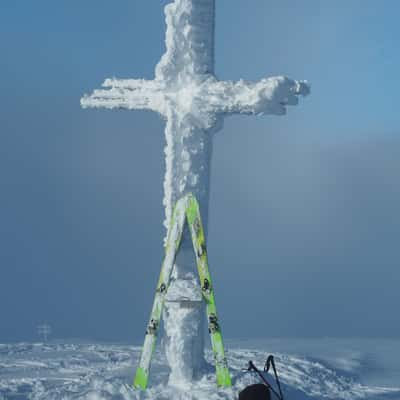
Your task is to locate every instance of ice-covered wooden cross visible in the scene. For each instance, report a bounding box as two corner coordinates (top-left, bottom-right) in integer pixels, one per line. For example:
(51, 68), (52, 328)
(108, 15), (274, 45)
(81, 0), (309, 384)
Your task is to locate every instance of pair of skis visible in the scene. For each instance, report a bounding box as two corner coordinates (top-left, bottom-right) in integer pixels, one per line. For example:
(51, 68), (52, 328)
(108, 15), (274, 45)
(133, 193), (231, 390)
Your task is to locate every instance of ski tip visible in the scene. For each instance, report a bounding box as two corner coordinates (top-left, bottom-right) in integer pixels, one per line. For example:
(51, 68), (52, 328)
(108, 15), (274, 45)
(178, 192), (194, 205)
(133, 367), (148, 390)
(183, 192), (198, 208)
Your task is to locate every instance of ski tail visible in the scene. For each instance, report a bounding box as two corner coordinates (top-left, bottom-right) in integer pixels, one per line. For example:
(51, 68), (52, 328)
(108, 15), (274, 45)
(133, 367), (148, 390)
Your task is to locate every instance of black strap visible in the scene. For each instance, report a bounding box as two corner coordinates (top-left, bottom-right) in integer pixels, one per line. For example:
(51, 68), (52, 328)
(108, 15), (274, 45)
(264, 356), (284, 400)
(246, 360), (284, 400)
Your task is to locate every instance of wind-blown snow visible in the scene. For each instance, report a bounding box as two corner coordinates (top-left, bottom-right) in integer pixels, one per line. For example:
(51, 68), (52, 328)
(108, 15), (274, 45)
(156, 0), (215, 80)
(81, 0), (310, 384)
(1, 341), (399, 400)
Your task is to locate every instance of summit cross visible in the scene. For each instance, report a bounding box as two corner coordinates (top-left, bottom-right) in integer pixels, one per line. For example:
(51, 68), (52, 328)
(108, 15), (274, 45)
(81, 0), (309, 384)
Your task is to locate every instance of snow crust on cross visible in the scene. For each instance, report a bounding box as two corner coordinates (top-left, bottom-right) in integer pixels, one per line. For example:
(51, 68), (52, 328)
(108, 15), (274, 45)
(81, 0), (309, 231)
(81, 0), (309, 384)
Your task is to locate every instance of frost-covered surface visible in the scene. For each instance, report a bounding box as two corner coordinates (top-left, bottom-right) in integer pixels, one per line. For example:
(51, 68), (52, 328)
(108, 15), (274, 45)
(1, 340), (399, 400)
(81, 0), (309, 232)
(81, 0), (310, 383)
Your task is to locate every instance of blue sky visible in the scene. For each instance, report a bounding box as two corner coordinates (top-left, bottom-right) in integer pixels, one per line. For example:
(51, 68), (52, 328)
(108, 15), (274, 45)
(0, 0), (399, 342)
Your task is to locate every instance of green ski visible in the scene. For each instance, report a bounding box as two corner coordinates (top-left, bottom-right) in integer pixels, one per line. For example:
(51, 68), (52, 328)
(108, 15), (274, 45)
(133, 193), (231, 389)
(133, 196), (187, 390)
(186, 195), (232, 388)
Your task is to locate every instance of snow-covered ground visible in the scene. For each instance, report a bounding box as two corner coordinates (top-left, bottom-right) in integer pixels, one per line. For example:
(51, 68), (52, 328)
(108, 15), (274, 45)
(1, 339), (399, 400)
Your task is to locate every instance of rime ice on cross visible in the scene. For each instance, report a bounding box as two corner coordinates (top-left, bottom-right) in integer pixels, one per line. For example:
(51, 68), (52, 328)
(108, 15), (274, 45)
(81, 0), (309, 384)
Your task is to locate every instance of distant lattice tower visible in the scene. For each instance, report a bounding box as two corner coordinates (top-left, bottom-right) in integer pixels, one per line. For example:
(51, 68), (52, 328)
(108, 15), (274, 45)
(37, 323), (52, 343)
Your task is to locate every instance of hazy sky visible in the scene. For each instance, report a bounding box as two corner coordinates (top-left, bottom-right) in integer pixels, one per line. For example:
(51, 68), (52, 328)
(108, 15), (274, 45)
(1, 0), (399, 342)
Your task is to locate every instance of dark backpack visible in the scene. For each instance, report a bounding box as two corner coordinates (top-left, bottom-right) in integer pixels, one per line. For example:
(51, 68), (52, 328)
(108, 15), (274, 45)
(239, 383), (271, 400)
